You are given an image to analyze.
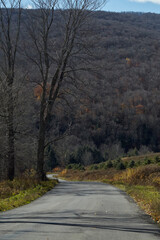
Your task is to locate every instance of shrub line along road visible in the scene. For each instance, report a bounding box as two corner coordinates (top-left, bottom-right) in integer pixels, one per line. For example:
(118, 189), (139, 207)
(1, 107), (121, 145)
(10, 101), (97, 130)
(0, 178), (159, 240)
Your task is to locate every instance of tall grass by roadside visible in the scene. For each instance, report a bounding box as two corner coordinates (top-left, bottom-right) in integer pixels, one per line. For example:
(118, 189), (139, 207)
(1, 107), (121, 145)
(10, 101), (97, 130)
(113, 165), (160, 188)
(0, 170), (58, 212)
(126, 185), (160, 223)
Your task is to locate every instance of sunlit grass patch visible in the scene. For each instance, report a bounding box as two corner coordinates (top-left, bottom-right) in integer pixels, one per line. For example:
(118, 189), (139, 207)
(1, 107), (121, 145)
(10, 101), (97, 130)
(125, 185), (160, 224)
(0, 177), (58, 212)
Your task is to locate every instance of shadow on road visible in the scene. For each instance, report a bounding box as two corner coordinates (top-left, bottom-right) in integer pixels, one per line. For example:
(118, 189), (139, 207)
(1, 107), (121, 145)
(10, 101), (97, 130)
(0, 212), (160, 236)
(0, 182), (159, 239)
(46, 182), (123, 196)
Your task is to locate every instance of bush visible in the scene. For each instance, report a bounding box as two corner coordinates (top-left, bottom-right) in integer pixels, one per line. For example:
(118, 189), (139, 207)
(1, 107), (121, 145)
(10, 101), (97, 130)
(116, 162), (126, 170)
(116, 157), (122, 162)
(144, 157), (151, 165)
(98, 162), (106, 169)
(106, 161), (113, 168)
(136, 160), (141, 167)
(89, 165), (99, 171)
(66, 164), (72, 169)
(154, 156), (160, 163)
(128, 160), (135, 168)
(113, 158), (121, 168)
(66, 164), (85, 171)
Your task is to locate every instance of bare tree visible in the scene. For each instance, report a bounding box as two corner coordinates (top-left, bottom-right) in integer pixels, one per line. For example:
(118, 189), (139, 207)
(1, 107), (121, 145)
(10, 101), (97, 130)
(26, 0), (106, 180)
(0, 0), (22, 180)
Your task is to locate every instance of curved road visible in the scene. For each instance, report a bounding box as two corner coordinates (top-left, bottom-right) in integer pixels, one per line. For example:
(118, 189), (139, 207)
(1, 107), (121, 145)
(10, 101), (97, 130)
(0, 181), (159, 240)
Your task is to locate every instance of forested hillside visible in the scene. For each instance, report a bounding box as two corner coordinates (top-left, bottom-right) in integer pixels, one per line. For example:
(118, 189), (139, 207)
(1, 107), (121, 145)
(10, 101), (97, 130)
(1, 9), (160, 177)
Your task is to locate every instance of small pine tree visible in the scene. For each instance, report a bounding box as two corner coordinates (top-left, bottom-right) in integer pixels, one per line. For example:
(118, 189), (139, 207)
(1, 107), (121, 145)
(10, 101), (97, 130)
(155, 156), (160, 163)
(128, 160), (135, 168)
(116, 162), (126, 170)
(144, 157), (151, 165)
(106, 161), (113, 168)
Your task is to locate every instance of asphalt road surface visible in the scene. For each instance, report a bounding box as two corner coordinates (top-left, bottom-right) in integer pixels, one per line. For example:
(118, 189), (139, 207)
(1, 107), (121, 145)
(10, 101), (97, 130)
(0, 180), (160, 240)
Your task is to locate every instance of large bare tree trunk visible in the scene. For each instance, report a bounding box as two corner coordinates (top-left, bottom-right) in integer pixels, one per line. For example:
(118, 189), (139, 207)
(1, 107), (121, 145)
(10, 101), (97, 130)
(37, 90), (47, 180)
(7, 84), (15, 180)
(37, 127), (46, 180)
(0, 0), (22, 180)
(27, 0), (106, 180)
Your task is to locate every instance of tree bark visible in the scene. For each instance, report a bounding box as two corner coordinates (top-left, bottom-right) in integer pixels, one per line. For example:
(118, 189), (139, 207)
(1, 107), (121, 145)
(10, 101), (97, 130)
(7, 87), (15, 180)
(0, 0), (22, 180)
(37, 83), (47, 180)
(37, 125), (46, 180)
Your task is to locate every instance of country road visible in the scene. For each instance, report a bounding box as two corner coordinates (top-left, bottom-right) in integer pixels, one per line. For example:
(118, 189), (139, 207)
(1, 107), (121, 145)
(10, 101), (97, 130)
(0, 181), (159, 240)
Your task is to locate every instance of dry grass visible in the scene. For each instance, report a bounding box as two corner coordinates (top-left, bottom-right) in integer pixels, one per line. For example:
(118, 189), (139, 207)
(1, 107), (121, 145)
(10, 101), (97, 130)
(0, 169), (40, 199)
(124, 185), (160, 224)
(0, 170), (58, 212)
(59, 168), (118, 181)
(60, 164), (160, 188)
(113, 165), (160, 188)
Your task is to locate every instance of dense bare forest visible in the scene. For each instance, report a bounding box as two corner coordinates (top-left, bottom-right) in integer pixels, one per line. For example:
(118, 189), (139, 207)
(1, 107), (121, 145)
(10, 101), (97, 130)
(1, 5), (160, 179)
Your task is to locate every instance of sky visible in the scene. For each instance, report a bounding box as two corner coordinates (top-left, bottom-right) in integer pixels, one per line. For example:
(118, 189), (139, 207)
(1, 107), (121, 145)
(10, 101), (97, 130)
(103, 0), (160, 13)
(24, 0), (160, 14)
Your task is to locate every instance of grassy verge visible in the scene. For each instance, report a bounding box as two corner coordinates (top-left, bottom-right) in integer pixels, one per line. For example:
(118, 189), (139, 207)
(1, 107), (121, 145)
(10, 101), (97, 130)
(0, 176), (58, 212)
(126, 185), (160, 223)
